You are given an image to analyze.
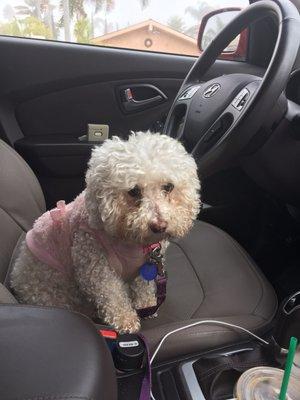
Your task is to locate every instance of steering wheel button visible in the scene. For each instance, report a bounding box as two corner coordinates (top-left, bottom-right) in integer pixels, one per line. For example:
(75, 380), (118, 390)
(204, 120), (223, 142)
(232, 88), (250, 110)
(179, 85), (201, 100)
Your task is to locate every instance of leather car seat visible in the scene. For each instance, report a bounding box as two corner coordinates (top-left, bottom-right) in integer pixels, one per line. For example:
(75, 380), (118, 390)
(0, 139), (277, 364)
(0, 139), (118, 399)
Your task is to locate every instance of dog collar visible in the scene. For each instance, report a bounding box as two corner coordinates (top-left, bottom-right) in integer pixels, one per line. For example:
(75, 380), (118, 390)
(140, 242), (164, 282)
(142, 242), (161, 255)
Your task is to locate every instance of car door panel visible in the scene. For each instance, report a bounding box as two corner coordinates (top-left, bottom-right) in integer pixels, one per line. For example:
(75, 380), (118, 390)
(0, 36), (263, 207)
(15, 78), (181, 137)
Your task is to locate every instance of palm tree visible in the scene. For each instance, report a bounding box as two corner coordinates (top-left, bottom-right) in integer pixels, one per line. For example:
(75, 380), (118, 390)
(59, 0), (86, 41)
(0, 19), (22, 36)
(44, 3), (58, 39)
(185, 1), (214, 38)
(21, 15), (52, 38)
(14, 0), (56, 39)
(0, 14), (51, 39)
(90, 0), (115, 13)
(74, 16), (91, 43)
(167, 16), (186, 34)
(59, 0), (86, 21)
(69, 0), (86, 19)
(138, 0), (150, 10)
(14, 0), (42, 19)
(87, 0), (115, 37)
(61, 0), (71, 40)
(60, 0), (114, 41)
(39, 1), (58, 39)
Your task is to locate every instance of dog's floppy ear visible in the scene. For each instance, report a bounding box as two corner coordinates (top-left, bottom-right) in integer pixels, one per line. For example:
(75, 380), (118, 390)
(85, 146), (106, 229)
(85, 136), (125, 189)
(84, 137), (125, 229)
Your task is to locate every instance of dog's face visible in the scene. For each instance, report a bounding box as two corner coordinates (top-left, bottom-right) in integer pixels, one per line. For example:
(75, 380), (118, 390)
(85, 132), (201, 244)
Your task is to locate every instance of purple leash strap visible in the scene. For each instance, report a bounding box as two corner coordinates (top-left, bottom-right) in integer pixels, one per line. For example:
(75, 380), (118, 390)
(138, 333), (152, 400)
(137, 275), (167, 398)
(136, 268), (167, 398)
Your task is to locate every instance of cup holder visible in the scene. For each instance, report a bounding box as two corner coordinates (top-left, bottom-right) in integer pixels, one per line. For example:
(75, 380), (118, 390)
(179, 344), (276, 400)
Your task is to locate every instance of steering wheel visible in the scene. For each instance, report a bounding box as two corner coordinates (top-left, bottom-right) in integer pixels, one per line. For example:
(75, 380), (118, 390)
(164, 0), (300, 177)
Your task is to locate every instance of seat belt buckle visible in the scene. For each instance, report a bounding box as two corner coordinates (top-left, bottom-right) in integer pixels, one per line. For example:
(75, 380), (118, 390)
(98, 329), (118, 339)
(98, 329), (118, 351)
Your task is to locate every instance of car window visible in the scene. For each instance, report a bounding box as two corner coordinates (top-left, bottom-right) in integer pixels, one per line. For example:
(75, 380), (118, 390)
(0, 0), (248, 57)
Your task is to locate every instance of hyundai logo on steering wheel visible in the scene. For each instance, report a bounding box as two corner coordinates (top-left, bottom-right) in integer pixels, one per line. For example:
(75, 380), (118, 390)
(203, 83), (221, 98)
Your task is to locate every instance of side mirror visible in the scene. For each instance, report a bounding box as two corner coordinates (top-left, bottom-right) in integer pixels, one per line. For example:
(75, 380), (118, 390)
(197, 8), (248, 61)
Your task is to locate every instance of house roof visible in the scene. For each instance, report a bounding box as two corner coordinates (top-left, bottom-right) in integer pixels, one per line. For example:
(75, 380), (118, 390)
(92, 19), (197, 44)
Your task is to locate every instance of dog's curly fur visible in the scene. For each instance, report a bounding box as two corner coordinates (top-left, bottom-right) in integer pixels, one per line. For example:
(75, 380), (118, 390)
(10, 132), (201, 333)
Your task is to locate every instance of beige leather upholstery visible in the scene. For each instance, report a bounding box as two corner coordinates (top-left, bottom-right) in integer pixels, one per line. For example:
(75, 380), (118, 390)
(0, 140), (45, 282)
(0, 139), (277, 361)
(142, 222), (277, 361)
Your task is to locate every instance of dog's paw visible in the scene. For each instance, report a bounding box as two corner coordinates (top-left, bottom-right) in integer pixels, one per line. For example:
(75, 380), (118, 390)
(115, 311), (141, 333)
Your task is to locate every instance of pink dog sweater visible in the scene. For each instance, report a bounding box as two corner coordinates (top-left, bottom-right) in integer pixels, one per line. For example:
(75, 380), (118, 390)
(26, 193), (152, 281)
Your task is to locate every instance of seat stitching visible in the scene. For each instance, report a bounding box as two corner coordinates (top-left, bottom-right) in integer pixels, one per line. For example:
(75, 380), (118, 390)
(0, 140), (46, 213)
(0, 206), (25, 234)
(150, 314), (275, 344)
(169, 240), (205, 318)
(5, 231), (25, 288)
(191, 222), (273, 318)
(149, 317), (274, 363)
(210, 224), (277, 317)
(0, 303), (94, 324)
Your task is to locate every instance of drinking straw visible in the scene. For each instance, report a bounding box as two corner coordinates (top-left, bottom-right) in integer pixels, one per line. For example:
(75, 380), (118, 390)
(279, 336), (298, 400)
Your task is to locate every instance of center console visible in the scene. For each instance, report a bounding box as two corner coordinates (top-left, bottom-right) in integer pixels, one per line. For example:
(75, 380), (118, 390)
(2, 291), (299, 400)
(114, 291), (300, 400)
(151, 340), (277, 400)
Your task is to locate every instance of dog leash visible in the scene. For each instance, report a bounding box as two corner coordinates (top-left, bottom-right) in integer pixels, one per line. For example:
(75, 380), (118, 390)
(137, 242), (167, 319)
(137, 274), (167, 318)
(137, 242), (167, 399)
(136, 242), (167, 399)
(99, 329), (152, 400)
(138, 333), (152, 400)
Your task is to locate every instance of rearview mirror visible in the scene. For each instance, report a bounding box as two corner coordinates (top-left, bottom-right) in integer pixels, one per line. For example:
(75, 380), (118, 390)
(198, 8), (248, 61)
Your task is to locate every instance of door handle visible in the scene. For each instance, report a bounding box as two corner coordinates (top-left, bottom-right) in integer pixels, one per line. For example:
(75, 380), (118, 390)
(119, 84), (167, 113)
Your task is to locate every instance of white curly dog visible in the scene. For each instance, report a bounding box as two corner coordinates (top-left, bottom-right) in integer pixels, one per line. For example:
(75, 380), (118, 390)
(11, 132), (200, 333)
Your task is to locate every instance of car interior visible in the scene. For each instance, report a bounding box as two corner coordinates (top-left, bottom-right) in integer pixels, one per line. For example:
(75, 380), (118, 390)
(1, 0), (300, 399)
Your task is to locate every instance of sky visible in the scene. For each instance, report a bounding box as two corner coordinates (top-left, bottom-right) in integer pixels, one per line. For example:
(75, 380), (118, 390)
(104, 0), (248, 29)
(0, 0), (248, 38)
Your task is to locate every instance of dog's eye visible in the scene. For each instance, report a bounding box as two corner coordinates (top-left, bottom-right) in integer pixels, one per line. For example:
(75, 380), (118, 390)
(162, 183), (174, 193)
(128, 185), (142, 198)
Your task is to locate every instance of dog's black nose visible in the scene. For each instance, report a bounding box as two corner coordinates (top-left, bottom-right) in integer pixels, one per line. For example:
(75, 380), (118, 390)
(149, 222), (167, 234)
